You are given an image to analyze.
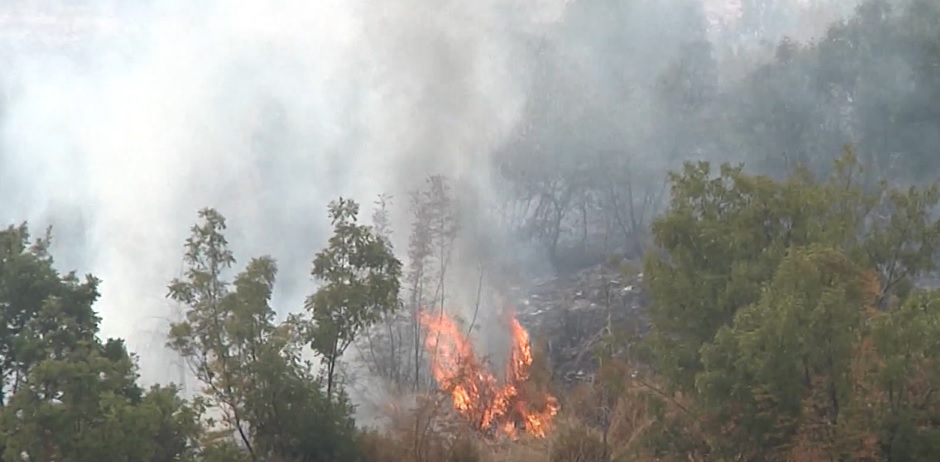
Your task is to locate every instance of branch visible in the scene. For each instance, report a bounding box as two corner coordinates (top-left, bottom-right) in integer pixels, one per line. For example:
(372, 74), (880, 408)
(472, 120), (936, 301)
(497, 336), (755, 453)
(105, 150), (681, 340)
(467, 261), (485, 335)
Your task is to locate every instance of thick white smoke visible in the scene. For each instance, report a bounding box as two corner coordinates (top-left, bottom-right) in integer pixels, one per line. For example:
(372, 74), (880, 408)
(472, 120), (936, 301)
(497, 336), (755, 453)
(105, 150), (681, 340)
(0, 0), (568, 386)
(0, 0), (854, 390)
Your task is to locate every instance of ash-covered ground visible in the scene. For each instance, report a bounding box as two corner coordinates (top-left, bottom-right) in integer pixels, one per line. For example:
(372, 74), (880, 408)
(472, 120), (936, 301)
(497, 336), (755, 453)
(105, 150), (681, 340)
(509, 262), (649, 385)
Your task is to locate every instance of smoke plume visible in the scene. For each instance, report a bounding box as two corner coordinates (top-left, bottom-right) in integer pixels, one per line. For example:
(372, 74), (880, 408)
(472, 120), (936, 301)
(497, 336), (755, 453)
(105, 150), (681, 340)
(0, 0), (570, 387)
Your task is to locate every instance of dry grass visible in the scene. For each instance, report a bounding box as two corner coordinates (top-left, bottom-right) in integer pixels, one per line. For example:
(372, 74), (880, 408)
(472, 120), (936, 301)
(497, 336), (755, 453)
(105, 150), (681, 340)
(356, 364), (681, 462)
(358, 389), (486, 462)
(548, 422), (608, 462)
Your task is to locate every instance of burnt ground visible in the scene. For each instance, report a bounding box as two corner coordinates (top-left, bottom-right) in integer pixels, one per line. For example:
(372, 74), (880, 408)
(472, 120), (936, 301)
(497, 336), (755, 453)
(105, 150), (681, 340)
(508, 267), (940, 387)
(508, 262), (650, 385)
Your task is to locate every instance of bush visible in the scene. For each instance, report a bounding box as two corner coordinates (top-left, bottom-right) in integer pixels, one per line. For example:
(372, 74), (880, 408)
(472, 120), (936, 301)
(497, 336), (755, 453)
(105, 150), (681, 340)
(447, 436), (482, 462)
(358, 430), (408, 462)
(549, 425), (608, 462)
(357, 428), (483, 462)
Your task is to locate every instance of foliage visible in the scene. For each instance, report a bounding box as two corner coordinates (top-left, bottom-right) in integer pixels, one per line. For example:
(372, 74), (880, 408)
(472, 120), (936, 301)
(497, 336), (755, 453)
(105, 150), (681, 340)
(307, 198), (403, 399)
(0, 224), (202, 461)
(168, 208), (360, 462)
(642, 149), (940, 459)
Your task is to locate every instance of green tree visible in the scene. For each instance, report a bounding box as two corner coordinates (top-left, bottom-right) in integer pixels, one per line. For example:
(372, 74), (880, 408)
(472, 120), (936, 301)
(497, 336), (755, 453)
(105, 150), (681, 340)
(0, 224), (201, 461)
(2, 357), (202, 461)
(168, 208), (360, 462)
(0, 224), (96, 405)
(307, 198), (402, 399)
(641, 148), (940, 459)
(166, 208), (256, 456)
(696, 246), (866, 459)
(869, 290), (940, 460)
(642, 158), (844, 389)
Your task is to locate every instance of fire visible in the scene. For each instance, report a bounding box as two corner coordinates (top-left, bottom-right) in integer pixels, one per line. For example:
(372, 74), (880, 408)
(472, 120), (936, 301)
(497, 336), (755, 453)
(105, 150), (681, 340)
(419, 309), (559, 438)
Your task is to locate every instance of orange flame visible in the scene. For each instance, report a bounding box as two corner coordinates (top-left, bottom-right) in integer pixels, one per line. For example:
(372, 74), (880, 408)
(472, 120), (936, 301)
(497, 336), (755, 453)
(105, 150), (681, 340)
(419, 309), (559, 438)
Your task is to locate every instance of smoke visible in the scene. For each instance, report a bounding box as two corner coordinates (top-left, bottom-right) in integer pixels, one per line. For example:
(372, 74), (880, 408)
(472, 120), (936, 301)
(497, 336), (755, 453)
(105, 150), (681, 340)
(0, 0), (566, 387)
(0, 0), (862, 397)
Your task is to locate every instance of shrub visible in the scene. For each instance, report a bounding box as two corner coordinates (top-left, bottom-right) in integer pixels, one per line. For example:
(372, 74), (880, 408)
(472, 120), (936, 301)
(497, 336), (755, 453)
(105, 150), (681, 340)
(447, 436), (483, 462)
(549, 425), (607, 462)
(358, 430), (407, 462)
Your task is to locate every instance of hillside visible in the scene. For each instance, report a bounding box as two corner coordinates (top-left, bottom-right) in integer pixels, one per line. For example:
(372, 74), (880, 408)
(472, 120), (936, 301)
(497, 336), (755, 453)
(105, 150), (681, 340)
(513, 262), (649, 385)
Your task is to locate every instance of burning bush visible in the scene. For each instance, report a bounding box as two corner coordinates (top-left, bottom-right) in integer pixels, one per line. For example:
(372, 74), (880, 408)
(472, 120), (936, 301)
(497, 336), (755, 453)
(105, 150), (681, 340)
(419, 309), (559, 439)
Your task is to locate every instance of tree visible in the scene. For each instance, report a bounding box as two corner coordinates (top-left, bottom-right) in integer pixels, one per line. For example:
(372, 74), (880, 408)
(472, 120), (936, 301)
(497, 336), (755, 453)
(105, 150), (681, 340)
(641, 150), (940, 459)
(307, 198), (402, 399)
(643, 158), (828, 389)
(0, 224), (201, 461)
(168, 208), (361, 462)
(242, 322), (359, 462)
(696, 245), (867, 459)
(2, 351), (202, 462)
(404, 177), (460, 392)
(868, 290), (940, 460)
(0, 224), (96, 405)
(166, 208), (257, 457)
(356, 194), (414, 392)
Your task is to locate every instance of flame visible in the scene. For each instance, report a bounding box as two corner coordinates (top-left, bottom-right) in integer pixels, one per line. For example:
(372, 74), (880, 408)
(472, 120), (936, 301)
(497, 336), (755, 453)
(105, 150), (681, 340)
(419, 309), (559, 438)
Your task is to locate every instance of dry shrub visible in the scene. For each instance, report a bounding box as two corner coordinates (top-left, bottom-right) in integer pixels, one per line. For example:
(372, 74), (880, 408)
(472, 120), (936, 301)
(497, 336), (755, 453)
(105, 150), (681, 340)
(606, 382), (660, 459)
(358, 429), (409, 462)
(358, 427), (486, 462)
(562, 383), (600, 424)
(361, 390), (489, 462)
(448, 435), (484, 462)
(362, 358), (686, 462)
(490, 439), (549, 462)
(560, 360), (661, 461)
(549, 424), (607, 462)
